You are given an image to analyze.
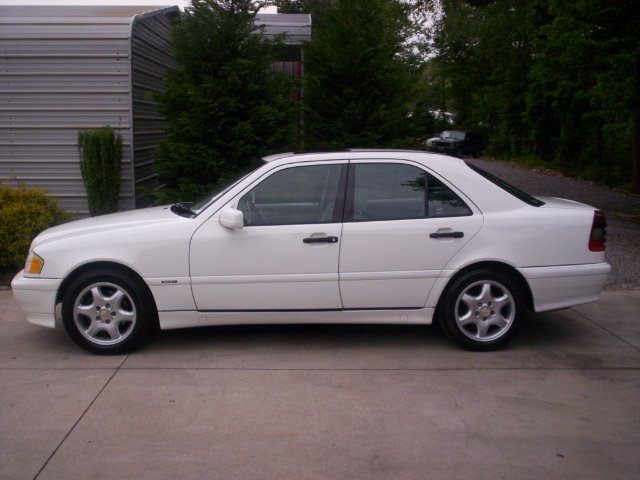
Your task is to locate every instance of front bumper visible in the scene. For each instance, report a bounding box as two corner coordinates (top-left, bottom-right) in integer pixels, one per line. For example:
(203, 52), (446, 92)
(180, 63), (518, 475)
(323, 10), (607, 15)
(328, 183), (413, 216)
(518, 262), (611, 312)
(11, 270), (62, 328)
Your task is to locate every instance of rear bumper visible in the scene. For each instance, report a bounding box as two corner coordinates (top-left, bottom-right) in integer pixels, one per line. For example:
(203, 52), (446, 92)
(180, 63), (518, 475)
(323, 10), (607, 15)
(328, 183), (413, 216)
(11, 270), (62, 328)
(518, 262), (611, 312)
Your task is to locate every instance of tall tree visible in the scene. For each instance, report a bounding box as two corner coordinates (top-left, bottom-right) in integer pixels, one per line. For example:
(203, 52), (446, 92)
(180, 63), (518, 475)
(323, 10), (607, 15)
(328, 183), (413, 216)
(154, 0), (295, 202)
(303, 0), (418, 149)
(525, 0), (640, 190)
(431, 0), (640, 191)
(433, 0), (543, 155)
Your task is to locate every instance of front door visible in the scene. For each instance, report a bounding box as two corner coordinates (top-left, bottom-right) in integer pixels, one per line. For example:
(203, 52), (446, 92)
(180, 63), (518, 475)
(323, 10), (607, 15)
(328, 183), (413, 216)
(190, 162), (347, 311)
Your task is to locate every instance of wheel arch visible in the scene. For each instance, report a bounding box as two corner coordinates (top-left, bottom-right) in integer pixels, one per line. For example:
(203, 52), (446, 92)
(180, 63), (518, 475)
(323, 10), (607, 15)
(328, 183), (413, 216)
(435, 261), (534, 317)
(55, 261), (159, 320)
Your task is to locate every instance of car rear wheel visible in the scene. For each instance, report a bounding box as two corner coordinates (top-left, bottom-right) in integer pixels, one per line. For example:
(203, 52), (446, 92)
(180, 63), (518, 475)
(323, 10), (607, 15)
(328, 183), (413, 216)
(62, 269), (154, 355)
(439, 269), (523, 350)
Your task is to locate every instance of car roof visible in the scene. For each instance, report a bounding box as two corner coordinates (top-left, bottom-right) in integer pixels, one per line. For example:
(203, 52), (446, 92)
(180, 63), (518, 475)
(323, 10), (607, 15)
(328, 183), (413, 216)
(260, 149), (472, 181)
(262, 149), (424, 163)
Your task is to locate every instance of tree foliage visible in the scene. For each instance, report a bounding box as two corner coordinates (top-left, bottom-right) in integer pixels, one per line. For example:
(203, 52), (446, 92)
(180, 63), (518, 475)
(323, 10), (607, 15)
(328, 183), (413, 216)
(303, 0), (421, 149)
(154, 0), (296, 202)
(430, 0), (640, 192)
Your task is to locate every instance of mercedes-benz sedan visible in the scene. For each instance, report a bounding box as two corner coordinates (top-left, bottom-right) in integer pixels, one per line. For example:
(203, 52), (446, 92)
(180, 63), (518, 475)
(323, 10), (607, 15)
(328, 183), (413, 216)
(12, 150), (611, 354)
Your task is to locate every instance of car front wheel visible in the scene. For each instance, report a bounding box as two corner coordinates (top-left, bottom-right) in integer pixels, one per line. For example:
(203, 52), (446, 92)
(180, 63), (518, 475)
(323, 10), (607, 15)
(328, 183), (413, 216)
(62, 268), (154, 355)
(439, 269), (523, 350)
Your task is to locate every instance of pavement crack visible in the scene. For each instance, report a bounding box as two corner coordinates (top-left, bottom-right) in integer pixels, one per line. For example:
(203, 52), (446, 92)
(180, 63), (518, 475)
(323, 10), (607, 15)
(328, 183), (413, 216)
(32, 354), (129, 480)
(572, 308), (640, 353)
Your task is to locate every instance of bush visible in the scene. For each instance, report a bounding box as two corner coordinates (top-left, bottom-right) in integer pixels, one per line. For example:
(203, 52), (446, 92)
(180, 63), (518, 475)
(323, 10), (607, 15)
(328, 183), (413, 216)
(77, 126), (122, 216)
(0, 184), (71, 275)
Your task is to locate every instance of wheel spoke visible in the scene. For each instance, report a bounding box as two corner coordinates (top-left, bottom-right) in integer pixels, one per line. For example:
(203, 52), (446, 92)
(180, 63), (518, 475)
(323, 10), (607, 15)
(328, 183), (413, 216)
(458, 310), (475, 325)
(489, 315), (509, 329)
(91, 286), (109, 305)
(76, 303), (95, 315)
(478, 282), (494, 304)
(115, 311), (135, 323)
(85, 320), (103, 339)
(492, 293), (510, 311)
(107, 289), (125, 308)
(460, 293), (478, 312)
(476, 320), (490, 338)
(104, 322), (123, 341)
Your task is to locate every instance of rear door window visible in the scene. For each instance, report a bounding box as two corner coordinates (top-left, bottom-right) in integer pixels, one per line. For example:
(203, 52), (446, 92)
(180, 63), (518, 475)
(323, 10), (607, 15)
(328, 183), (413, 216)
(346, 163), (472, 221)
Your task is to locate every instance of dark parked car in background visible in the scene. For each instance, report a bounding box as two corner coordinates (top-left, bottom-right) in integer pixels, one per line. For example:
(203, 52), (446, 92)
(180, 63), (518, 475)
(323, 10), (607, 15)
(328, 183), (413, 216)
(425, 131), (483, 158)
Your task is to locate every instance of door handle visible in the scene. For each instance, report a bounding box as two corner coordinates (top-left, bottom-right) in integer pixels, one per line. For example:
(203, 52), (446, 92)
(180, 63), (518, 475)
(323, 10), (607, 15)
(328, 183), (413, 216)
(429, 231), (464, 239)
(303, 236), (339, 244)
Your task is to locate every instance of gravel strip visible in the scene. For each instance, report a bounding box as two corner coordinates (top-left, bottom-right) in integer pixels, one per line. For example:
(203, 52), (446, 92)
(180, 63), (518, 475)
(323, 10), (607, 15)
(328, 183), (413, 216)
(467, 158), (640, 290)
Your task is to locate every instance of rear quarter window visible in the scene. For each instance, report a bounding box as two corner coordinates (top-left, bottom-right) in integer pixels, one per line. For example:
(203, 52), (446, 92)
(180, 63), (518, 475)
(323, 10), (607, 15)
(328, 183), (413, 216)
(465, 162), (545, 207)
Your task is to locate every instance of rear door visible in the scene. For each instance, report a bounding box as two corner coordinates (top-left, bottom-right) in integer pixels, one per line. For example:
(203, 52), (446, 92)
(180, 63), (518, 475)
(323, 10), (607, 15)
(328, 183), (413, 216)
(339, 160), (483, 309)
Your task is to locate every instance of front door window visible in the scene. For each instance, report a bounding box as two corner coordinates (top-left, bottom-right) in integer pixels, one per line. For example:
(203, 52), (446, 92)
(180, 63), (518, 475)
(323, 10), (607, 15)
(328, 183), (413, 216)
(238, 164), (344, 226)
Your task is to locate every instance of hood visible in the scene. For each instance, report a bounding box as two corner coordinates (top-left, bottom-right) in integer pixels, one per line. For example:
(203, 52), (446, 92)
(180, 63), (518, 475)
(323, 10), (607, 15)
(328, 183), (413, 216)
(31, 205), (184, 249)
(536, 197), (593, 210)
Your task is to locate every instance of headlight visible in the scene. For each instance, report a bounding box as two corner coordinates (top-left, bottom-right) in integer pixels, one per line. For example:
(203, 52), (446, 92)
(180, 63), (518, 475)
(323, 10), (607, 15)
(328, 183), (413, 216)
(25, 252), (44, 275)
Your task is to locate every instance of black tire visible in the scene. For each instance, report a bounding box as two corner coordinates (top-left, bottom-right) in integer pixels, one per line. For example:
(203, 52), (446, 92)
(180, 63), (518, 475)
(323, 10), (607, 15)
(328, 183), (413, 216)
(62, 268), (155, 355)
(439, 269), (523, 351)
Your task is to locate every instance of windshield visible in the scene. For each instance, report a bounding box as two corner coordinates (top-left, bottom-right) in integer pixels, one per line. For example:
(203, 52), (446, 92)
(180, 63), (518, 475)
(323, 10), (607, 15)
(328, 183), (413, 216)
(441, 131), (465, 140)
(189, 166), (260, 215)
(466, 162), (545, 207)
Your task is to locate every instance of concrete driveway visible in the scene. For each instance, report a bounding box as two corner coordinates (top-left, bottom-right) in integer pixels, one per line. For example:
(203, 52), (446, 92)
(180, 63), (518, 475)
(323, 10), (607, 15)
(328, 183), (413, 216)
(1, 289), (639, 480)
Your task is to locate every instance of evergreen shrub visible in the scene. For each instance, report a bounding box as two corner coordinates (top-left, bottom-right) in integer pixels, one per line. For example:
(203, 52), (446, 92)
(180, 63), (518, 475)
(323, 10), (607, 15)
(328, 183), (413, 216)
(77, 126), (123, 216)
(0, 184), (71, 275)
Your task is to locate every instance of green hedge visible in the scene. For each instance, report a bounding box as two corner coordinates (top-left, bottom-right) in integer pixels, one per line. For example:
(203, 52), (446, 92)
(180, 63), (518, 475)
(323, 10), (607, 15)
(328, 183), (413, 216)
(0, 184), (71, 275)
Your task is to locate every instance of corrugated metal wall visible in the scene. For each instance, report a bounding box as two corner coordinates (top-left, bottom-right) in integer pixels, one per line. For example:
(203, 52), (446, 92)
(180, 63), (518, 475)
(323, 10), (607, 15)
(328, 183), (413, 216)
(0, 5), (178, 216)
(130, 8), (180, 206)
(0, 7), (311, 216)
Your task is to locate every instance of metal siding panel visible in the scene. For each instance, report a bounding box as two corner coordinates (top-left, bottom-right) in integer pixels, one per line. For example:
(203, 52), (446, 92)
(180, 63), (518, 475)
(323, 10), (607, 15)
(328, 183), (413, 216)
(0, 5), (172, 18)
(0, 128), (132, 144)
(2, 58), (130, 72)
(130, 11), (179, 207)
(0, 92), (131, 107)
(0, 6), (144, 217)
(0, 24), (132, 40)
(1, 38), (130, 54)
(2, 74), (131, 90)
(2, 111), (130, 125)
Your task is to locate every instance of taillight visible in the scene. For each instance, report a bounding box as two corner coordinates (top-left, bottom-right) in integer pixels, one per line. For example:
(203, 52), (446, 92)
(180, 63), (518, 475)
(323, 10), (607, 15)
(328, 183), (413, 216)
(588, 210), (607, 252)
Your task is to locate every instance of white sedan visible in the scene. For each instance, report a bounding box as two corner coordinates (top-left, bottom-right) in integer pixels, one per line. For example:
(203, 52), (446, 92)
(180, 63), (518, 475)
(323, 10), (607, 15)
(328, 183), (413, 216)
(12, 150), (611, 354)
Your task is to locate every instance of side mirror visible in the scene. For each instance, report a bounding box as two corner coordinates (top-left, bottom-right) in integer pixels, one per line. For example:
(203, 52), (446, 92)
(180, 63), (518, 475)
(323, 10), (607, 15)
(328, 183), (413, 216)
(219, 208), (244, 229)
